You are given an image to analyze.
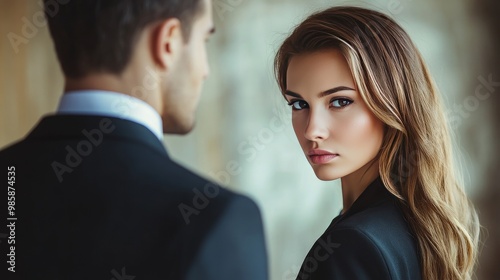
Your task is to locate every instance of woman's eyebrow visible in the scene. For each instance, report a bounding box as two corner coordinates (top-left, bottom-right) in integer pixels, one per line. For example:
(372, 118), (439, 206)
(319, 86), (355, 98)
(285, 86), (355, 99)
(284, 90), (302, 98)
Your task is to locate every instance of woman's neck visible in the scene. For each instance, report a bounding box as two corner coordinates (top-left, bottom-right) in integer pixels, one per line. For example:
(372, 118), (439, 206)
(340, 158), (380, 215)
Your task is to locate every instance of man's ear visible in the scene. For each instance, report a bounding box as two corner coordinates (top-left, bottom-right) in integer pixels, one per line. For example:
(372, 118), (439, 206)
(152, 18), (183, 71)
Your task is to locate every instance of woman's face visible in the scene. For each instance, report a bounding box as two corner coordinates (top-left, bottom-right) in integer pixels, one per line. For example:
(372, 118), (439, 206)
(285, 49), (384, 181)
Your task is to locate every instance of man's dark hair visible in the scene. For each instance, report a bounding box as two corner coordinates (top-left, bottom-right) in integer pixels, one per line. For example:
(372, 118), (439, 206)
(44, 0), (204, 78)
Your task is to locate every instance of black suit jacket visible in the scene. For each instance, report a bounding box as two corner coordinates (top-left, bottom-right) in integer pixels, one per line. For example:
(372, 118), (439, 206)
(0, 115), (268, 280)
(296, 177), (422, 280)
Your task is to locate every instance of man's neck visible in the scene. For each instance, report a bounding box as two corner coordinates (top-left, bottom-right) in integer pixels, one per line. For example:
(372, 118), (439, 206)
(64, 73), (162, 115)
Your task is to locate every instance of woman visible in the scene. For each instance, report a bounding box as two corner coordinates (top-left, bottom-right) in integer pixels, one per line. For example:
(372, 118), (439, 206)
(275, 6), (480, 280)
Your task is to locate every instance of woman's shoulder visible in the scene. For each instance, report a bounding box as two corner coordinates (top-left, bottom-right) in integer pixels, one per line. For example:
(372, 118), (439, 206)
(321, 200), (422, 279)
(299, 202), (422, 280)
(334, 197), (413, 238)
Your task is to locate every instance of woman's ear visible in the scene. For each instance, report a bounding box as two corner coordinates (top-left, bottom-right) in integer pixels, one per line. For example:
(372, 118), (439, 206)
(151, 18), (183, 71)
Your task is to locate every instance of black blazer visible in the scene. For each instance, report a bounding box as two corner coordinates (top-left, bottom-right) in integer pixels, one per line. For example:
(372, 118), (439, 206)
(0, 115), (268, 280)
(296, 177), (422, 280)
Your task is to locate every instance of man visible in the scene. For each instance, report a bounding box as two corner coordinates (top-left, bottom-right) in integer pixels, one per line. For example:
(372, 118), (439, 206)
(0, 0), (268, 279)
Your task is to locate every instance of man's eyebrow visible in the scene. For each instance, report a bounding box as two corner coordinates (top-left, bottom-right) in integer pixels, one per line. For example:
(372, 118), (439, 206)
(285, 86), (355, 99)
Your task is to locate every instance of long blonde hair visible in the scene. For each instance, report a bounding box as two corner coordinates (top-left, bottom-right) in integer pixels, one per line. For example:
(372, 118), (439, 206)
(275, 6), (480, 279)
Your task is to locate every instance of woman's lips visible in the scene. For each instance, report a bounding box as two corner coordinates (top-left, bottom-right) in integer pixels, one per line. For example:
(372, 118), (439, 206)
(308, 150), (339, 164)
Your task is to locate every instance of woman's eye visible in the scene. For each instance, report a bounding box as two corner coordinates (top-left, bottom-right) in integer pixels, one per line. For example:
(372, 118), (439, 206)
(288, 100), (308, 110)
(331, 98), (353, 108)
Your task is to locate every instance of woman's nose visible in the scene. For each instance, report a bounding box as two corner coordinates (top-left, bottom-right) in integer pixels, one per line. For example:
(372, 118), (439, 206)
(304, 108), (330, 142)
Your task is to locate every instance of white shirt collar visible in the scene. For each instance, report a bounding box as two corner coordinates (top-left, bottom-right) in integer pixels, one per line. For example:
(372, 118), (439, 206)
(57, 90), (164, 140)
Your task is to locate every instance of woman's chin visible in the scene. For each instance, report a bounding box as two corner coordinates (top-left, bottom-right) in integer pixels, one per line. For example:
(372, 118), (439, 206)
(312, 167), (343, 181)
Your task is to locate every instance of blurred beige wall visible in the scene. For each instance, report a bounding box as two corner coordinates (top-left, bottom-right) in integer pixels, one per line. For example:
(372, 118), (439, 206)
(1, 0), (498, 279)
(0, 0), (63, 147)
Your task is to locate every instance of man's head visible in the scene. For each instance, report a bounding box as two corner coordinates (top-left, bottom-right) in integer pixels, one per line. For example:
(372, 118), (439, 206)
(45, 0), (215, 134)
